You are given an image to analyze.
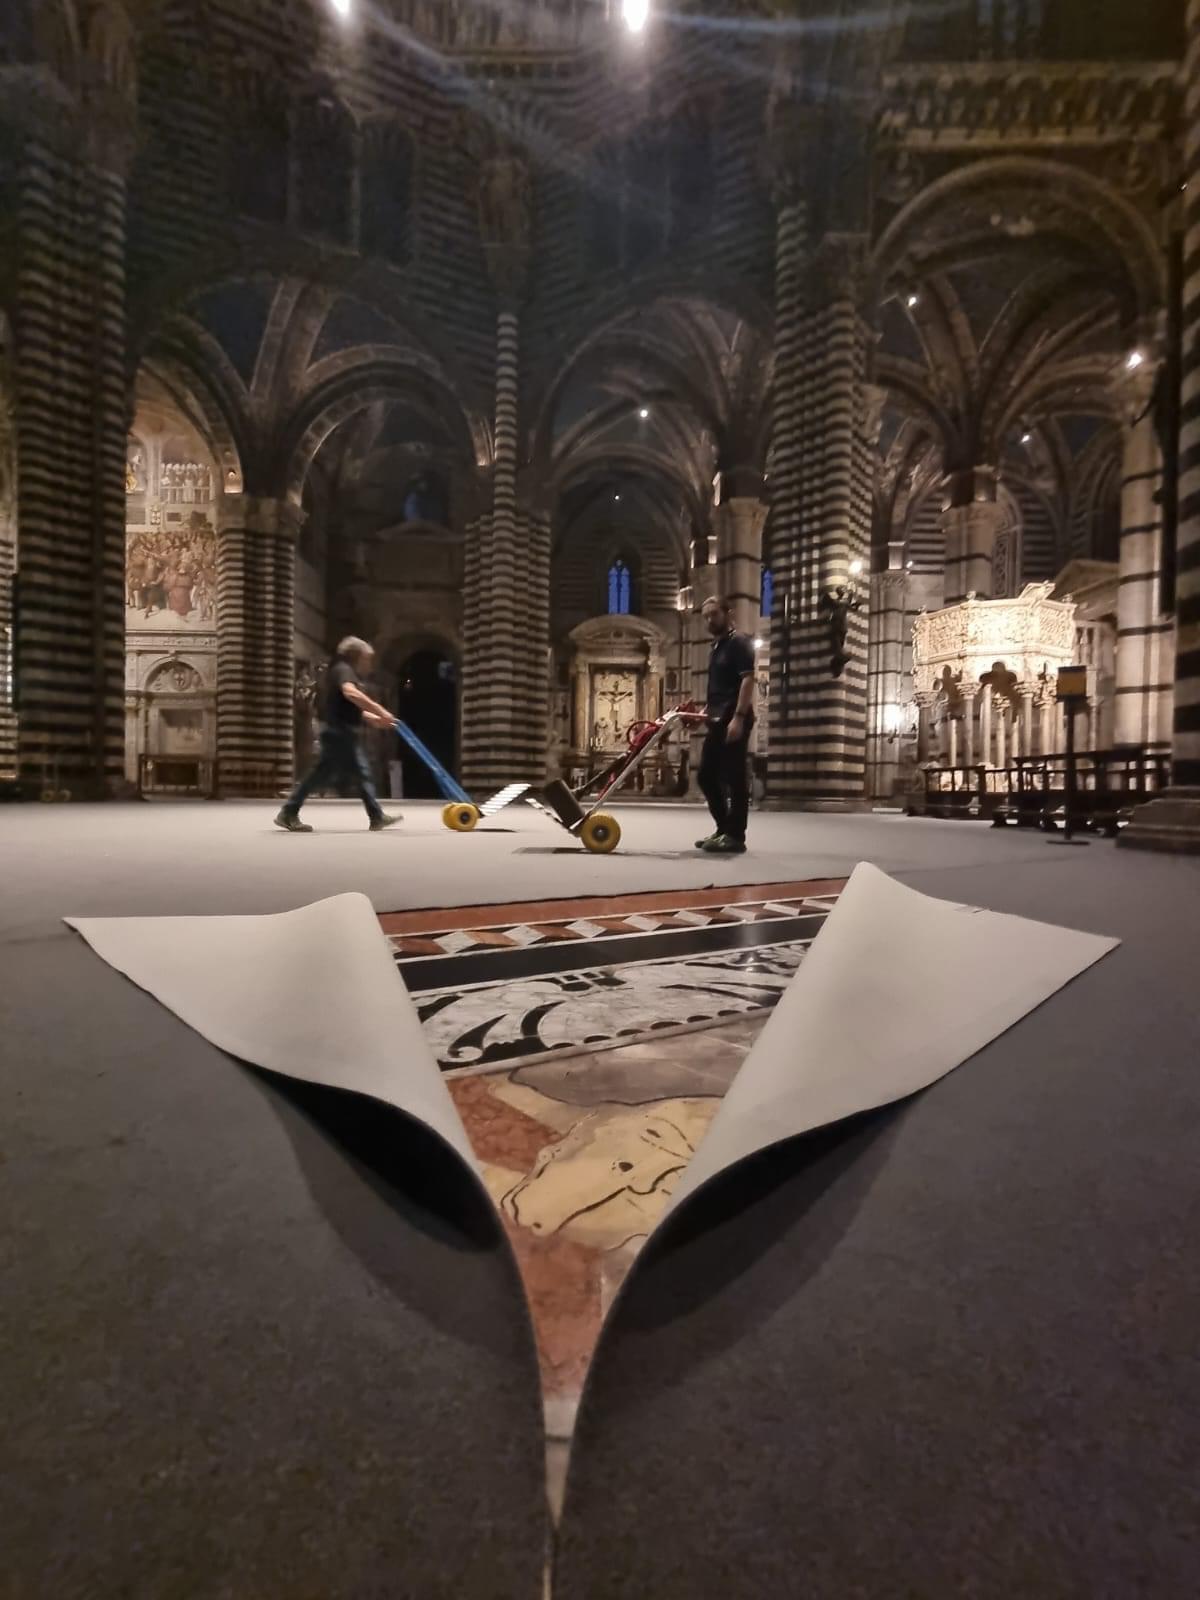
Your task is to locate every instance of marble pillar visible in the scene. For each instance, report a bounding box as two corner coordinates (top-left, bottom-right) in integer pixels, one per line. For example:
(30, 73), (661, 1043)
(941, 468), (1005, 606)
(1114, 389), (1172, 749)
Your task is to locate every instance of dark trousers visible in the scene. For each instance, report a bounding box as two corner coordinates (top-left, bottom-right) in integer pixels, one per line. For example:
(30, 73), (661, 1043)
(699, 720), (751, 843)
(283, 728), (384, 823)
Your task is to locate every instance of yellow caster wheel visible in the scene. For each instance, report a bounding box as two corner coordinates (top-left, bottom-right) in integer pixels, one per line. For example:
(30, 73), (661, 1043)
(442, 801), (481, 832)
(580, 812), (621, 854)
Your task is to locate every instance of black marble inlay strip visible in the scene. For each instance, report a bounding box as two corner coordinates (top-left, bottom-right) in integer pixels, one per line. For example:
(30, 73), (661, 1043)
(398, 912), (830, 993)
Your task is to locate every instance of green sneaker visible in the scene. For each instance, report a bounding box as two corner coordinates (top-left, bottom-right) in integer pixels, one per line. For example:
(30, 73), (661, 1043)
(702, 833), (747, 854)
(694, 830), (722, 850)
(274, 811), (313, 833)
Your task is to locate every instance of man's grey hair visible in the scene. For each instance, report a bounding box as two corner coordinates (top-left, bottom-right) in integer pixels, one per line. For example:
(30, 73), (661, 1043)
(336, 635), (373, 663)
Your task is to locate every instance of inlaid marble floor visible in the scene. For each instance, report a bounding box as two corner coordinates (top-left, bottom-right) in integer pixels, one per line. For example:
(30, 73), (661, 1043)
(381, 875), (848, 1494)
(446, 1015), (767, 1458)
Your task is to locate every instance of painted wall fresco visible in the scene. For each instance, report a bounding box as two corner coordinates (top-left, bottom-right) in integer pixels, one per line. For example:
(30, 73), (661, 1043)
(125, 514), (217, 632)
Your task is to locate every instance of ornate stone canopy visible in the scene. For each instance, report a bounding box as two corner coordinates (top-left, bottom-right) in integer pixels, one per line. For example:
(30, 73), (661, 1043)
(913, 581), (1077, 701)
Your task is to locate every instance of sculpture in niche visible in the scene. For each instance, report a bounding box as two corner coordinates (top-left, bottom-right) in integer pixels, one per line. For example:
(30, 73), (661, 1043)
(126, 513), (217, 633)
(821, 586), (862, 679)
(125, 442), (146, 494)
(478, 150), (532, 253)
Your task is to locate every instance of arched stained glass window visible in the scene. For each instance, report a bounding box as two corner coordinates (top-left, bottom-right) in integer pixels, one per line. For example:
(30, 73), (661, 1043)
(607, 559), (632, 615)
(761, 566), (774, 618)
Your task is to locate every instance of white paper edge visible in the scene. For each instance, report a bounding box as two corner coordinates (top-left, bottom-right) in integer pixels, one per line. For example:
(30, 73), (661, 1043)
(65, 892), (473, 1166)
(664, 861), (1120, 1212)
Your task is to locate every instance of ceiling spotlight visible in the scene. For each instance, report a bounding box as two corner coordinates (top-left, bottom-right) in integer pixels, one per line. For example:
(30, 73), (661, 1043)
(1021, 431), (1032, 445)
(328, 0), (352, 16)
(1126, 349), (1145, 371)
(906, 560), (914, 571)
(753, 637), (764, 650)
(614, 493), (621, 502)
(849, 558), (864, 577)
(638, 407), (649, 420)
(621, 0), (649, 32)
(906, 293), (920, 310)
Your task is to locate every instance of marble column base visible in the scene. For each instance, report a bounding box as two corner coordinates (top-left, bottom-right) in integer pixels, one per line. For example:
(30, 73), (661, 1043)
(1119, 788), (1200, 854)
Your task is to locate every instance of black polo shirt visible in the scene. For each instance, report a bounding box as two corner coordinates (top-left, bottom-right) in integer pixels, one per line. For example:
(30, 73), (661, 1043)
(707, 629), (756, 721)
(323, 661), (364, 731)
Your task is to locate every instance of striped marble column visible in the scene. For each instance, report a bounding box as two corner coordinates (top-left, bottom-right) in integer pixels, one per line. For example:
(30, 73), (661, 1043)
(216, 497), (296, 796)
(770, 233), (873, 803)
(1114, 394), (1172, 749)
(765, 189), (808, 795)
(0, 400), (15, 782)
(866, 569), (908, 799)
(941, 468), (1005, 604)
(517, 497), (552, 782)
(1122, 0), (1200, 849)
(460, 308), (548, 792)
(714, 492), (767, 641)
(13, 142), (128, 798)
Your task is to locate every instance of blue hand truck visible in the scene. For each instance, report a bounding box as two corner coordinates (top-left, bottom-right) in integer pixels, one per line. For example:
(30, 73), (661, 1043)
(392, 721), (529, 833)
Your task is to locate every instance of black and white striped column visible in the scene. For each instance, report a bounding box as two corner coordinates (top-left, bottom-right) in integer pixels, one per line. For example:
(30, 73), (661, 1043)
(770, 231), (873, 803)
(13, 142), (127, 798)
(940, 468), (1004, 605)
(460, 308), (549, 792)
(766, 187), (808, 796)
(0, 397), (15, 782)
(714, 490), (767, 641)
(216, 497), (296, 796)
(1114, 383), (1173, 748)
(866, 570), (908, 799)
(1122, 0), (1200, 850)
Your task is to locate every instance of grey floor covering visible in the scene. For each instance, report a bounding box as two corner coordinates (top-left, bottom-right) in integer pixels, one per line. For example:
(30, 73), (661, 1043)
(2, 802), (1199, 1596)
(556, 846), (1200, 1598)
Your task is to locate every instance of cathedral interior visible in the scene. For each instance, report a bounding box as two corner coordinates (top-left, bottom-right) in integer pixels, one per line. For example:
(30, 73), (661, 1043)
(3, 2), (1200, 1597)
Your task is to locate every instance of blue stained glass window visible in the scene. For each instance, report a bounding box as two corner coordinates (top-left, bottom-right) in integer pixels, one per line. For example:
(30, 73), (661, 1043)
(608, 560), (631, 615)
(761, 567), (774, 618)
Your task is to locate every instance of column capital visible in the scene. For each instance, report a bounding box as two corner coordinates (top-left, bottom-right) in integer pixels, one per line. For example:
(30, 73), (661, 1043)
(218, 495), (306, 539)
(811, 233), (870, 304)
(944, 465), (999, 508)
(760, 76), (820, 207)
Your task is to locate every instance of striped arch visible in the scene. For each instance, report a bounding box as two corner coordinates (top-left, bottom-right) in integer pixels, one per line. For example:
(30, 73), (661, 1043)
(137, 343), (248, 495)
(871, 157), (1165, 324)
(279, 360), (481, 505)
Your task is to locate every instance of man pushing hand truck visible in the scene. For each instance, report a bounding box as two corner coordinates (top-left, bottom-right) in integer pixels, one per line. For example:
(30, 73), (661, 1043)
(275, 636), (403, 833)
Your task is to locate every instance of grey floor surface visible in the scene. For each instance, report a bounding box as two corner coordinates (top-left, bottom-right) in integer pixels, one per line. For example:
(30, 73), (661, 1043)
(2, 801), (1199, 1596)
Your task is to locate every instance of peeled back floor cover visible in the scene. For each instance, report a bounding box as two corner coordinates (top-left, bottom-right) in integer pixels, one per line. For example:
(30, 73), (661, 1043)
(553, 867), (1157, 1599)
(3, 896), (548, 1600)
(62, 870), (1135, 1598)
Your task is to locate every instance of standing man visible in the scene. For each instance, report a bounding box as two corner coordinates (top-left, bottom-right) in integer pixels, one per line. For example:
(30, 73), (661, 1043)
(275, 636), (403, 833)
(695, 595), (757, 854)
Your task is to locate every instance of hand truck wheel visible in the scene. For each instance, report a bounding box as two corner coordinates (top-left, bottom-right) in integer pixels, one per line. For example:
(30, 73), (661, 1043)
(442, 801), (481, 832)
(579, 812), (621, 854)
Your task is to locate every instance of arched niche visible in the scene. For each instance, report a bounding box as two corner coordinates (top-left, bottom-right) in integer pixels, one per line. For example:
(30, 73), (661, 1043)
(562, 614), (669, 777)
(127, 651), (216, 795)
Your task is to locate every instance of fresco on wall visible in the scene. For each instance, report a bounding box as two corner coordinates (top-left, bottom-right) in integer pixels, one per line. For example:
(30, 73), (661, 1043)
(125, 514), (217, 632)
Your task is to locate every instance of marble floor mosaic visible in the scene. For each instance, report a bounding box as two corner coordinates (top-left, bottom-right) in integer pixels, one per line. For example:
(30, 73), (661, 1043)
(380, 877), (848, 1488)
(416, 943), (805, 1070)
(384, 879), (846, 1067)
(446, 1016), (767, 1454)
